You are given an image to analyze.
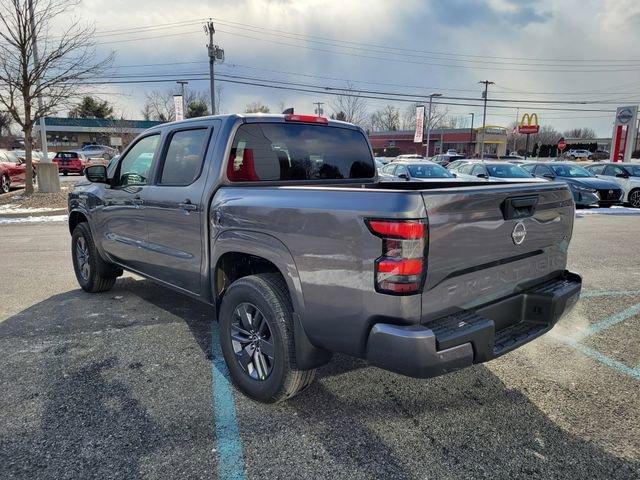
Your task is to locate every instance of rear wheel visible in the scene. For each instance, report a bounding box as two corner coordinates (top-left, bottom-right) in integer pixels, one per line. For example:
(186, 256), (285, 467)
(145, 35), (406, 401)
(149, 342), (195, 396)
(71, 222), (121, 292)
(62, 170), (68, 176)
(219, 274), (316, 403)
(0, 174), (9, 193)
(629, 189), (640, 208)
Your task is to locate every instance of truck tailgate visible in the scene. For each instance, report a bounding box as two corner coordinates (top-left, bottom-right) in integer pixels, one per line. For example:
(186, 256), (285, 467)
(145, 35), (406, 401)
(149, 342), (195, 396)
(421, 182), (574, 319)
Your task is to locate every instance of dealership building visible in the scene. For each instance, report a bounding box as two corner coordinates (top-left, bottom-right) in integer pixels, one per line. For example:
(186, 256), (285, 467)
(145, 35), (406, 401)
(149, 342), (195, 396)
(32, 117), (163, 152)
(368, 126), (508, 157)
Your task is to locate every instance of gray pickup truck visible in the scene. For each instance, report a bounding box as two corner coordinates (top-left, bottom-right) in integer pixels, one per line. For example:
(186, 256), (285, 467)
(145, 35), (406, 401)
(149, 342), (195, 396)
(69, 113), (581, 403)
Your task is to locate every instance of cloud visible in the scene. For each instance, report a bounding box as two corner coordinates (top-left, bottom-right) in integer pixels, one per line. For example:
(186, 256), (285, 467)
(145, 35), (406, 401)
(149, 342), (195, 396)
(429, 0), (550, 27)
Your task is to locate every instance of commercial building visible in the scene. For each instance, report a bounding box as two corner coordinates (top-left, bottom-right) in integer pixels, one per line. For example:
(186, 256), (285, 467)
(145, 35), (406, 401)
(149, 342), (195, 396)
(33, 117), (163, 152)
(368, 126), (508, 157)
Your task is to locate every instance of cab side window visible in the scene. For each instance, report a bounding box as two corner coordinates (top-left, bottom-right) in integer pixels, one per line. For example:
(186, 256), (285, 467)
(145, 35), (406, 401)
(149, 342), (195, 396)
(382, 164), (396, 175)
(604, 165), (625, 177)
(534, 165), (552, 177)
(116, 135), (160, 187)
(471, 164), (485, 176)
(160, 129), (209, 185)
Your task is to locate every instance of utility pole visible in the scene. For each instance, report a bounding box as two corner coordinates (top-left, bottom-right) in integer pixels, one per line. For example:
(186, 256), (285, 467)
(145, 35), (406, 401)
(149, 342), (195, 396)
(478, 80), (494, 159)
(468, 113), (474, 156)
(425, 93), (442, 158)
(177, 80), (188, 116)
(313, 102), (324, 116)
(205, 19), (224, 115)
(28, 0), (59, 192)
(512, 107), (519, 153)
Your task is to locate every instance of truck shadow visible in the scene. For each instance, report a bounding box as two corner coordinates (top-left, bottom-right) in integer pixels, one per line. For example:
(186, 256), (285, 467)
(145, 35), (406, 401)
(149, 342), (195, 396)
(1, 279), (638, 479)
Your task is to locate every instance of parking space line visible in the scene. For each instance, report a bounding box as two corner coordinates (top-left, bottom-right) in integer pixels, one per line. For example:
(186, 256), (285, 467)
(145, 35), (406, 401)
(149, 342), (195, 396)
(564, 338), (640, 381)
(574, 302), (640, 341)
(211, 322), (247, 480)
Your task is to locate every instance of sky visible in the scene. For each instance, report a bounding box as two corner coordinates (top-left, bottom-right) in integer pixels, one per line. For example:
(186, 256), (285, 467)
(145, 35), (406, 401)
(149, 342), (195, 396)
(49, 0), (640, 136)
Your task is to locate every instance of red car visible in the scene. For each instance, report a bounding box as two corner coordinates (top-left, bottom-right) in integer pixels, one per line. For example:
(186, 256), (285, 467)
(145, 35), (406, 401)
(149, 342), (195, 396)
(0, 149), (36, 194)
(53, 151), (88, 176)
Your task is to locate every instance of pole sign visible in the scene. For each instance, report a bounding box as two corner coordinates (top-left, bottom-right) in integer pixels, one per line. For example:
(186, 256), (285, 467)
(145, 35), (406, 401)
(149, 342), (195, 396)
(414, 105), (425, 143)
(557, 137), (566, 152)
(610, 106), (638, 162)
(173, 95), (184, 121)
(518, 113), (540, 134)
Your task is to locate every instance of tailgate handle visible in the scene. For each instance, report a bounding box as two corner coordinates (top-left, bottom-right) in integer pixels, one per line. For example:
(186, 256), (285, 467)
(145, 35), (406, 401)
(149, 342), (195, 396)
(501, 195), (538, 220)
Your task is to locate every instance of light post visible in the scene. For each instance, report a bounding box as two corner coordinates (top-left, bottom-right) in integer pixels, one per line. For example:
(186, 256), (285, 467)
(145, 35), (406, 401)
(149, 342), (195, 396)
(468, 113), (475, 156)
(425, 93), (442, 158)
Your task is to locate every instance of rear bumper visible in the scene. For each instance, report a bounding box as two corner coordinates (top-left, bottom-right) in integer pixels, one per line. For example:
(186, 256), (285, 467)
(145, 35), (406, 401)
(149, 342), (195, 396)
(366, 270), (581, 378)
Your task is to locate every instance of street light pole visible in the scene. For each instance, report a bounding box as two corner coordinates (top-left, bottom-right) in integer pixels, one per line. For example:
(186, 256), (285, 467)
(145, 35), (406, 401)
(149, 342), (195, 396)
(468, 113), (474, 156)
(425, 93), (442, 158)
(478, 80), (494, 159)
(512, 107), (519, 153)
(177, 80), (188, 116)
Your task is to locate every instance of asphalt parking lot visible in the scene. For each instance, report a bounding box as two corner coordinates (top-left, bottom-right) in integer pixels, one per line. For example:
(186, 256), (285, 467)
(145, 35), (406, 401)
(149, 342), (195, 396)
(1, 215), (639, 479)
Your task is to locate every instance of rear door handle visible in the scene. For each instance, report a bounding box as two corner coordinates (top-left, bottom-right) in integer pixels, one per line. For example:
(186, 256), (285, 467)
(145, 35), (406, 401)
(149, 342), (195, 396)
(179, 200), (198, 212)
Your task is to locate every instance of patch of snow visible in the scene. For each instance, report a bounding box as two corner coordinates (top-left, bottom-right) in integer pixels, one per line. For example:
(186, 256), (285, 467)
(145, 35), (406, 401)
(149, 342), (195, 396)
(0, 214), (68, 224)
(0, 205), (61, 214)
(576, 206), (640, 217)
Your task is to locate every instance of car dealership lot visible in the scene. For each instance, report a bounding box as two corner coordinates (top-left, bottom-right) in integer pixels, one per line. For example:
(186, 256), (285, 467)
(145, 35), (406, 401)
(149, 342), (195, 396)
(1, 217), (639, 479)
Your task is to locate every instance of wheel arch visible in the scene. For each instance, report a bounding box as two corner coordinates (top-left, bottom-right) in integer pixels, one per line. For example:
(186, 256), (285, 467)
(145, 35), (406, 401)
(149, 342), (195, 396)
(68, 209), (89, 234)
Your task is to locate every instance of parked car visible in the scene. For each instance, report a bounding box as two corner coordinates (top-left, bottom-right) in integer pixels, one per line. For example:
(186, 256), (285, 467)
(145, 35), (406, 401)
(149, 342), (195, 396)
(0, 149), (36, 193)
(588, 150), (609, 161)
(563, 149), (592, 160)
(395, 154), (425, 161)
(431, 154), (466, 166)
(446, 159), (472, 172)
(53, 151), (88, 175)
(379, 161), (458, 182)
(585, 163), (640, 208)
(522, 162), (623, 207)
(81, 144), (117, 160)
(69, 113), (581, 403)
(454, 161), (547, 183)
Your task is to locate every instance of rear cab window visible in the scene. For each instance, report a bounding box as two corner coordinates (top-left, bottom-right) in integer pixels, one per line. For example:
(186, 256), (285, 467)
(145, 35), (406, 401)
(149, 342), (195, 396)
(159, 128), (209, 185)
(227, 122), (375, 182)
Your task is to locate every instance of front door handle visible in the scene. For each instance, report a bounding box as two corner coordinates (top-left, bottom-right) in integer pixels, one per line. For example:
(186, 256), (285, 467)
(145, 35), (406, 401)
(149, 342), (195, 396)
(179, 200), (198, 212)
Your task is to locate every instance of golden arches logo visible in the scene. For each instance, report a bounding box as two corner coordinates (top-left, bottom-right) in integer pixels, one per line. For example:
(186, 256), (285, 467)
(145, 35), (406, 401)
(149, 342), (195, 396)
(518, 113), (539, 134)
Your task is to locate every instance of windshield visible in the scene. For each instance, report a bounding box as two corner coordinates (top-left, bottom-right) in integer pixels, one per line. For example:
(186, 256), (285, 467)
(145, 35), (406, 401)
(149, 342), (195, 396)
(625, 165), (640, 176)
(551, 164), (594, 178)
(485, 164), (532, 178)
(407, 164), (454, 178)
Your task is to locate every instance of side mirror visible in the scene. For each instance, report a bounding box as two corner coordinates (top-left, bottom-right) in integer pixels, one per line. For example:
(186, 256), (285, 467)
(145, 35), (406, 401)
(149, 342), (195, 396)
(542, 173), (555, 180)
(477, 173), (487, 179)
(452, 172), (457, 178)
(85, 165), (108, 183)
(398, 173), (409, 180)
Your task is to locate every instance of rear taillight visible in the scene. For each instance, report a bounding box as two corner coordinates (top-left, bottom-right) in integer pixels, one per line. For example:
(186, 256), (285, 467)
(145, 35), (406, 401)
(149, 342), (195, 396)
(366, 219), (428, 295)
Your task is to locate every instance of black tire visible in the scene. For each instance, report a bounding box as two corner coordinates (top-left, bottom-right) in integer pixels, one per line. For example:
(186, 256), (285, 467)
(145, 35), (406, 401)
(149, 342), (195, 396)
(599, 204), (613, 208)
(629, 189), (640, 209)
(0, 174), (9, 194)
(63, 170), (68, 176)
(219, 274), (316, 403)
(71, 222), (121, 293)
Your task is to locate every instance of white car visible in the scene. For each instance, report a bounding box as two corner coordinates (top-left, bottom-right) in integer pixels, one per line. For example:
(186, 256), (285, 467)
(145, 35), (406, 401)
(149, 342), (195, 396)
(585, 163), (640, 208)
(564, 149), (591, 160)
(379, 161), (459, 182)
(395, 154), (425, 161)
(454, 161), (548, 183)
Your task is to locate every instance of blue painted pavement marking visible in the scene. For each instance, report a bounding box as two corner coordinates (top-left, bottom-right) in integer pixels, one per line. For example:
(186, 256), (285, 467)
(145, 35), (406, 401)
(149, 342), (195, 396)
(565, 339), (640, 381)
(574, 301), (640, 341)
(211, 321), (247, 480)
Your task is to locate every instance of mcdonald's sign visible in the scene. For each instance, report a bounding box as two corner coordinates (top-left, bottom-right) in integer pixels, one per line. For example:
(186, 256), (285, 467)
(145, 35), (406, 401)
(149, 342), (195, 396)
(518, 113), (540, 134)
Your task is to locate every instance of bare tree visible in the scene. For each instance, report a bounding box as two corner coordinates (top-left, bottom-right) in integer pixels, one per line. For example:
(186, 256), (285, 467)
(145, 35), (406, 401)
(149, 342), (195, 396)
(401, 102), (450, 130)
(329, 82), (368, 126)
(370, 105), (400, 131)
(0, 0), (112, 194)
(142, 88), (219, 121)
(563, 127), (596, 139)
(0, 111), (11, 136)
(245, 102), (270, 114)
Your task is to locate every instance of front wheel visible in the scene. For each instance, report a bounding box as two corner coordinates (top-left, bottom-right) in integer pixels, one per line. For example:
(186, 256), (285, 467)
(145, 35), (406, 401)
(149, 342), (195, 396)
(219, 274), (316, 403)
(71, 222), (121, 292)
(629, 189), (640, 208)
(0, 174), (9, 194)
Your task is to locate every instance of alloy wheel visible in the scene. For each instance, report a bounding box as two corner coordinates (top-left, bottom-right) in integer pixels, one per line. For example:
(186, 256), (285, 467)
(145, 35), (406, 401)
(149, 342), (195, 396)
(630, 190), (640, 208)
(1, 175), (9, 193)
(75, 236), (91, 280)
(230, 302), (275, 380)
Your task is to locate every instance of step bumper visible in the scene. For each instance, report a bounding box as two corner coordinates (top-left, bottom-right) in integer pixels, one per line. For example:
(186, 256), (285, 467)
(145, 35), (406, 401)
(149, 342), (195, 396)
(366, 270), (582, 378)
